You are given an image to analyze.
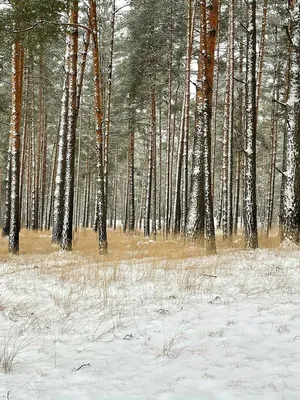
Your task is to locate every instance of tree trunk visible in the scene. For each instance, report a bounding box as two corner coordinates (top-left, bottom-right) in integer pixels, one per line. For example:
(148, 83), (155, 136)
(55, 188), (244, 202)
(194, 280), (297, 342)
(61, 0), (78, 251)
(127, 102), (135, 232)
(221, 0), (234, 241)
(164, 10), (173, 237)
(151, 83), (157, 237)
(266, 29), (279, 237)
(9, 41), (24, 253)
(281, 1), (300, 243)
(52, 38), (70, 244)
(90, 0), (108, 254)
(174, 0), (195, 235)
(244, 0), (258, 249)
(104, 0), (116, 201)
(186, 0), (218, 254)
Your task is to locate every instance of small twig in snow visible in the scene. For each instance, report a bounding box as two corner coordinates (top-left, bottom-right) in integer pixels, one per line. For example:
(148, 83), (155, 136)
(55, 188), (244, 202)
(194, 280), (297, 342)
(199, 273), (217, 278)
(209, 296), (221, 304)
(294, 335), (300, 341)
(155, 309), (169, 315)
(75, 363), (91, 371)
(123, 334), (133, 340)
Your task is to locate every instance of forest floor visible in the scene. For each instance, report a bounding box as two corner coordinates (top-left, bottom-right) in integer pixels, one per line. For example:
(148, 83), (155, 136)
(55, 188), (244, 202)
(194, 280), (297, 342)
(0, 230), (300, 399)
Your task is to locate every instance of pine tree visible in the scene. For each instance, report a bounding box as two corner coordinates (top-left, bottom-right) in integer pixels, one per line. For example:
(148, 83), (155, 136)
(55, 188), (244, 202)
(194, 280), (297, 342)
(244, 0), (258, 249)
(281, 0), (300, 243)
(186, 0), (218, 254)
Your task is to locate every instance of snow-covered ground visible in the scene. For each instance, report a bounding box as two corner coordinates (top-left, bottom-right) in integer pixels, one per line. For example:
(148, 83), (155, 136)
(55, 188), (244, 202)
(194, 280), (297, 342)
(1, 247), (300, 399)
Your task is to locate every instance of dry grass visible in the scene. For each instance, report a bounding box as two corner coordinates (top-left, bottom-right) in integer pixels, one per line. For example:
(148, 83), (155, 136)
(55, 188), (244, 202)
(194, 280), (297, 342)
(0, 227), (281, 265)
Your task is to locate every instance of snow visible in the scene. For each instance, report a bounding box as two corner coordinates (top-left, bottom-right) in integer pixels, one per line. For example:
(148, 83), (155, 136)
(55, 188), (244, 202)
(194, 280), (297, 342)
(1, 248), (300, 399)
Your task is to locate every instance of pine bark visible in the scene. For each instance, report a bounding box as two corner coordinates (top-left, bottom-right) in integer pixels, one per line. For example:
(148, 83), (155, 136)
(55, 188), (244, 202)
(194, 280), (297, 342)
(266, 28), (279, 237)
(174, 0), (195, 235)
(127, 102), (135, 232)
(281, 1), (300, 243)
(186, 0), (218, 254)
(9, 41), (24, 253)
(61, 0), (79, 250)
(221, 0), (234, 241)
(90, 0), (108, 254)
(52, 39), (70, 244)
(244, 0), (258, 249)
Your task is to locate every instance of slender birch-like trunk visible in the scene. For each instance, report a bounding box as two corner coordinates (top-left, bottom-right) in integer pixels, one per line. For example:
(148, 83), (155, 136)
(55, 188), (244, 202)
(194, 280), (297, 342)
(221, 0), (234, 241)
(164, 4), (173, 236)
(127, 102), (135, 232)
(256, 0), (268, 117)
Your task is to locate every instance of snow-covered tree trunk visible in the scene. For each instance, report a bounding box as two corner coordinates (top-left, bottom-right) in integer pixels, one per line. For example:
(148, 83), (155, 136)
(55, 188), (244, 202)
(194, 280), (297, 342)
(52, 40), (70, 245)
(90, 0), (108, 254)
(19, 67), (30, 227)
(281, 0), (300, 243)
(61, 0), (78, 251)
(127, 103), (135, 232)
(174, 0), (195, 235)
(266, 29), (279, 237)
(256, 0), (268, 117)
(144, 125), (153, 237)
(46, 132), (59, 230)
(243, 0), (258, 249)
(158, 107), (162, 231)
(9, 41), (24, 253)
(151, 83), (157, 237)
(164, 14), (173, 237)
(233, 24), (244, 235)
(186, 0), (218, 254)
(211, 0), (220, 200)
(104, 0), (116, 202)
(2, 143), (11, 237)
(221, 0), (234, 241)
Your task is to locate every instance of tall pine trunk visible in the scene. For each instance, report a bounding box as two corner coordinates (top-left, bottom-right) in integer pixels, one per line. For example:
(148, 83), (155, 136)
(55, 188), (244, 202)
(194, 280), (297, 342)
(186, 0), (218, 254)
(9, 41), (24, 253)
(281, 1), (300, 243)
(61, 0), (79, 250)
(52, 39), (70, 244)
(221, 0), (234, 241)
(90, 0), (108, 254)
(244, 0), (258, 249)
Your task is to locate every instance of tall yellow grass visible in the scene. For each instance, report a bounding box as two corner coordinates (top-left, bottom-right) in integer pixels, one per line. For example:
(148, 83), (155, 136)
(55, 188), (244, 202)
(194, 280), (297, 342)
(0, 228), (281, 264)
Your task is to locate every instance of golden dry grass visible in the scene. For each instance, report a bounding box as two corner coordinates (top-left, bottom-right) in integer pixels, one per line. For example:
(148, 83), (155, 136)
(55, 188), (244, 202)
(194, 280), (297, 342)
(0, 227), (281, 264)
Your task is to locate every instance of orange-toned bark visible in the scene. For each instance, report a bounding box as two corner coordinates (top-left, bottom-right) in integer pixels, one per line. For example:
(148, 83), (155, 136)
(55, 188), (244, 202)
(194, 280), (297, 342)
(89, 0), (108, 254)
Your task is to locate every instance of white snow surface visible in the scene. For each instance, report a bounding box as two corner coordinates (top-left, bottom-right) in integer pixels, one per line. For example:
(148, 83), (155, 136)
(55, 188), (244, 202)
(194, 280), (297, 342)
(1, 248), (300, 399)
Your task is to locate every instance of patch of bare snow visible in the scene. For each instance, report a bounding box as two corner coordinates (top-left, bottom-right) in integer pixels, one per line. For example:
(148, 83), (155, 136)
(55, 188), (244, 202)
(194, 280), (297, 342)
(0, 249), (300, 399)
